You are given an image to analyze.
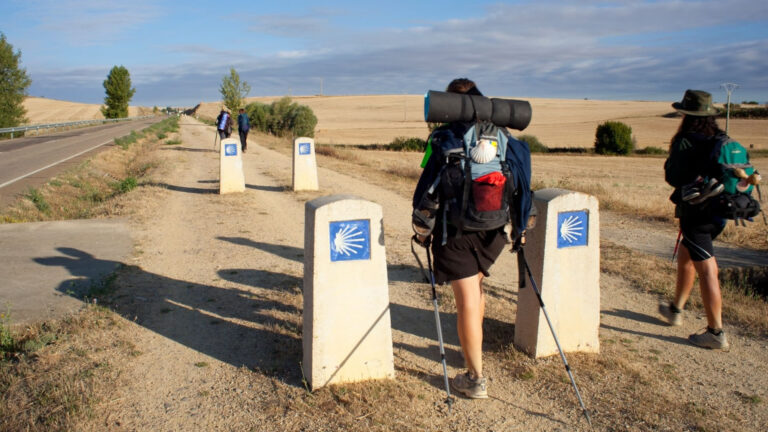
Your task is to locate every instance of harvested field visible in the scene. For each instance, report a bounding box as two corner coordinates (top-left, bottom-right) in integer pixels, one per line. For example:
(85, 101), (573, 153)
(22, 97), (153, 125)
(194, 95), (768, 150)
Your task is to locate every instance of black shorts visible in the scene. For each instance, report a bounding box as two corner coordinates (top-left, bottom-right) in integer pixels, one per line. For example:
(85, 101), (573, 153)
(430, 227), (507, 285)
(680, 217), (726, 262)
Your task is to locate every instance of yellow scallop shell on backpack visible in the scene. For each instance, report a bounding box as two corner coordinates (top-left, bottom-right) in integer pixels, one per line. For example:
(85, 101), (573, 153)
(470, 137), (498, 164)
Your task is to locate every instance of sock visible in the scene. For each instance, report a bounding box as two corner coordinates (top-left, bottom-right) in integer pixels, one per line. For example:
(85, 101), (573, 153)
(707, 327), (723, 335)
(670, 304), (681, 313)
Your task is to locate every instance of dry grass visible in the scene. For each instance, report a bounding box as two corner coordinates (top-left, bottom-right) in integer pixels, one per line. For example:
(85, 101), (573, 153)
(0, 305), (134, 431)
(195, 95), (768, 150)
(3, 114), (766, 431)
(0, 118), (179, 223)
(22, 97), (153, 125)
(602, 241), (768, 337)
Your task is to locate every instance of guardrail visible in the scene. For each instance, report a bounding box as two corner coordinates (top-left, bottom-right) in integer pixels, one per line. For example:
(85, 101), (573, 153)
(0, 115), (156, 139)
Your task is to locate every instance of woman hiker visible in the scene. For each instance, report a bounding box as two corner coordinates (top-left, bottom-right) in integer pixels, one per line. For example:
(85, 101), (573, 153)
(411, 78), (533, 398)
(660, 89), (730, 351)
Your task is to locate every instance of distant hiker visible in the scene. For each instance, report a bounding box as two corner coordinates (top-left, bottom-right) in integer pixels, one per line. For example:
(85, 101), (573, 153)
(411, 78), (533, 398)
(661, 89), (732, 351)
(238, 108), (250, 153)
(216, 108), (233, 139)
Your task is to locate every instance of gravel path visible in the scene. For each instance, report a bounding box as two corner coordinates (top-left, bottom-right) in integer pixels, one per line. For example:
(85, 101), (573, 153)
(84, 117), (767, 431)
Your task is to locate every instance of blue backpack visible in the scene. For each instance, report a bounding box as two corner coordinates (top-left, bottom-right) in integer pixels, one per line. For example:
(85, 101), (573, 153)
(414, 121), (532, 243)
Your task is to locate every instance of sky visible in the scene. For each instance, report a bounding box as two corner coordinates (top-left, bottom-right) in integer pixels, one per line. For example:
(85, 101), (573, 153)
(1, 0), (767, 107)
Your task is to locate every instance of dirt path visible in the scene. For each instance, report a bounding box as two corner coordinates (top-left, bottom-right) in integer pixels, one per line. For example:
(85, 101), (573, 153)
(86, 117), (768, 431)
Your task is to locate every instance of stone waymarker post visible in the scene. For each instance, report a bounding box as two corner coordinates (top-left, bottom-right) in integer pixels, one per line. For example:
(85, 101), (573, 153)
(515, 188), (600, 358)
(219, 137), (245, 194)
(293, 137), (319, 191)
(303, 195), (394, 390)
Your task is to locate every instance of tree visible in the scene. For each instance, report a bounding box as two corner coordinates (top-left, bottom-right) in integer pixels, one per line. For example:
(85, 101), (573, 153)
(0, 33), (32, 129)
(219, 68), (250, 112)
(101, 65), (136, 119)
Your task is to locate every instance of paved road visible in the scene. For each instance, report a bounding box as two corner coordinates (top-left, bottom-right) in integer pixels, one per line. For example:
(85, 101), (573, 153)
(0, 219), (132, 325)
(0, 117), (161, 208)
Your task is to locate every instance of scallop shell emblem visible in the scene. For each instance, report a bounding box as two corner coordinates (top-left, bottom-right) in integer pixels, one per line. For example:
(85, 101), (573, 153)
(333, 224), (365, 256)
(470, 138), (498, 164)
(559, 215), (584, 244)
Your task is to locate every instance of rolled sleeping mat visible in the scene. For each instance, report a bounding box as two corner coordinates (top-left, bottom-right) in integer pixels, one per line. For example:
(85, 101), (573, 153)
(424, 90), (532, 131)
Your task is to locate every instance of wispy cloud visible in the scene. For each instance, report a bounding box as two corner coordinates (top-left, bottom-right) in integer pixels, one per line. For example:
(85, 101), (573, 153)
(21, 0), (162, 45)
(20, 0), (768, 105)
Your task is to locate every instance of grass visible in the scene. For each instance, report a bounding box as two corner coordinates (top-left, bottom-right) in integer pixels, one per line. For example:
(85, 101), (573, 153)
(2, 121), (766, 431)
(0, 305), (132, 431)
(0, 116), (180, 223)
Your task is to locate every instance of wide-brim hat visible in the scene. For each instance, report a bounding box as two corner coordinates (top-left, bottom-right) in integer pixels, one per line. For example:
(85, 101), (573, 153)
(672, 89), (718, 116)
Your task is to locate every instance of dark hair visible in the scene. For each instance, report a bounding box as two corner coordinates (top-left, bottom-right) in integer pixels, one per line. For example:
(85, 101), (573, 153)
(670, 115), (724, 149)
(446, 78), (483, 96)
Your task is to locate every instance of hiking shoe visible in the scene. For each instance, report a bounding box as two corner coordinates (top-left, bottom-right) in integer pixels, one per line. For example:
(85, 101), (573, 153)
(681, 177), (703, 202)
(451, 372), (488, 399)
(688, 178), (724, 205)
(658, 303), (682, 326)
(688, 328), (730, 351)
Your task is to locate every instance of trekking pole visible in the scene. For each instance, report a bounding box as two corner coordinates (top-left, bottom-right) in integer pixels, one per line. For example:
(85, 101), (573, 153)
(671, 229), (682, 261)
(213, 131), (219, 151)
(411, 236), (455, 413)
(518, 249), (593, 428)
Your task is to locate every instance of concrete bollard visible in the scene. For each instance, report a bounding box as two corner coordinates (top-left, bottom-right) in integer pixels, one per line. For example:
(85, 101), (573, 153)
(515, 188), (600, 358)
(219, 137), (245, 194)
(303, 195), (394, 390)
(292, 137), (319, 191)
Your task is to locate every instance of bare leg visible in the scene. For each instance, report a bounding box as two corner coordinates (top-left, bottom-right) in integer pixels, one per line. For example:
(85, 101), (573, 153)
(451, 272), (485, 378)
(693, 257), (723, 329)
(674, 245), (696, 310)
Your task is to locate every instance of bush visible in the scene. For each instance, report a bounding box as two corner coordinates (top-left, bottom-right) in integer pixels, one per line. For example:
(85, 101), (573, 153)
(517, 134), (548, 153)
(245, 97), (317, 138)
(389, 136), (426, 152)
(290, 105), (318, 138)
(595, 121), (633, 155)
(635, 146), (666, 155)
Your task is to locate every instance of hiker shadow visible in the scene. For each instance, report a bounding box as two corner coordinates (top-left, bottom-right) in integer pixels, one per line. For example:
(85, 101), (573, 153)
(217, 236), (304, 262)
(33, 247), (123, 298)
(40, 247), (305, 386)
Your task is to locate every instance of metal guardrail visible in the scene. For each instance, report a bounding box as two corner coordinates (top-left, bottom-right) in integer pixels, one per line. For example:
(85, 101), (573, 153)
(0, 115), (156, 139)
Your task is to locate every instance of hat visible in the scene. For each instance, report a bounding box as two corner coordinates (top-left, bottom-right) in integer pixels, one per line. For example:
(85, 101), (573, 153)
(672, 89), (718, 116)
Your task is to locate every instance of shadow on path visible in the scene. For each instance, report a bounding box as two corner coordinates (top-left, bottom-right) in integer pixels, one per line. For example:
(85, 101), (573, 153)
(600, 322), (690, 347)
(38, 247), (305, 386)
(246, 184), (285, 192)
(218, 236), (304, 262)
(602, 308), (668, 327)
(148, 182), (217, 194)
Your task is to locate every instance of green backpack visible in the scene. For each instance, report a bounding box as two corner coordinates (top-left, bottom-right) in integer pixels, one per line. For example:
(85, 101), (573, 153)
(718, 138), (754, 195)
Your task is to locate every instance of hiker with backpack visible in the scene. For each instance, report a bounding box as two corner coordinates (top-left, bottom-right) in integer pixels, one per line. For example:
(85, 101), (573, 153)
(216, 108), (233, 139)
(660, 89), (761, 351)
(412, 78), (533, 398)
(238, 108), (250, 153)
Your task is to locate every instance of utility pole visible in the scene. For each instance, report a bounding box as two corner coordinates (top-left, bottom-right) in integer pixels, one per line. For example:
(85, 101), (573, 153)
(319, 78), (323, 96)
(721, 82), (738, 134)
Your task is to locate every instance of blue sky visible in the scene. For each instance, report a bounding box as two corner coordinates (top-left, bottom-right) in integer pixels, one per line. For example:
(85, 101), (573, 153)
(1, 0), (767, 107)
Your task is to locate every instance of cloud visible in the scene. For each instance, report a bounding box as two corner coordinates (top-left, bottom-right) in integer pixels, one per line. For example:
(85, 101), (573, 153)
(24, 0), (768, 105)
(21, 0), (162, 45)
